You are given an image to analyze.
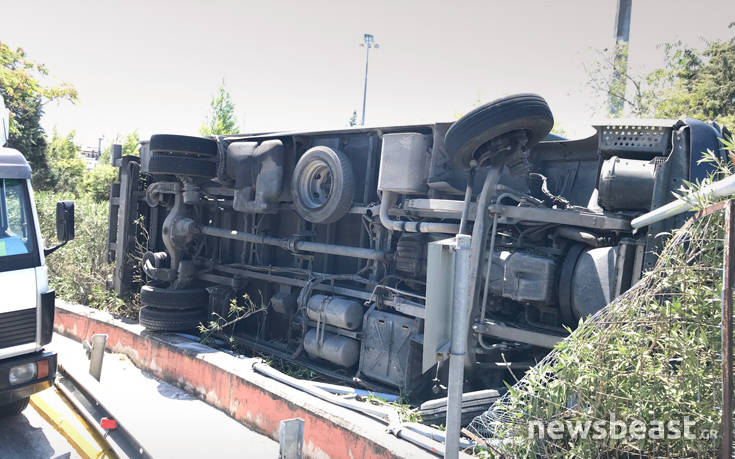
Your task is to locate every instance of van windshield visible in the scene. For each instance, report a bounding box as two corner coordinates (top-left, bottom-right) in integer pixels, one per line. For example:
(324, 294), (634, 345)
(0, 179), (39, 271)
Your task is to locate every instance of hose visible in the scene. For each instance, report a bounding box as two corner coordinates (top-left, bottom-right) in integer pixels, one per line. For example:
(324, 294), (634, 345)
(306, 381), (399, 402)
(251, 361), (459, 455)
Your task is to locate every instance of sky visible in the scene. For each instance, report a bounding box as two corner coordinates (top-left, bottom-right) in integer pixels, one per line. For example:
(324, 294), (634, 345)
(2, 0), (735, 150)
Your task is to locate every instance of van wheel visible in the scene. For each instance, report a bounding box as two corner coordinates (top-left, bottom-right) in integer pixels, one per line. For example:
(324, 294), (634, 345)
(445, 93), (554, 168)
(139, 306), (204, 332)
(290, 146), (355, 224)
(140, 285), (209, 311)
(0, 397), (29, 417)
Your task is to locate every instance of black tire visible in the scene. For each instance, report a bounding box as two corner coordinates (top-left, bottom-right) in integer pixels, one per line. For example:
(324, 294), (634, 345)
(140, 285), (209, 311)
(139, 306), (204, 332)
(0, 397), (29, 417)
(445, 93), (554, 168)
(147, 154), (217, 178)
(290, 146), (355, 224)
(149, 134), (218, 157)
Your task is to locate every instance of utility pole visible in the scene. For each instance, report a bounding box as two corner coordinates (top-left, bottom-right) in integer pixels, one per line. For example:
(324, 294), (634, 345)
(98, 135), (104, 159)
(609, 0), (632, 116)
(360, 34), (379, 126)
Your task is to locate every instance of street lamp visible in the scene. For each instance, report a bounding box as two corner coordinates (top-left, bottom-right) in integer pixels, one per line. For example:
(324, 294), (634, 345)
(359, 33), (379, 126)
(98, 135), (104, 159)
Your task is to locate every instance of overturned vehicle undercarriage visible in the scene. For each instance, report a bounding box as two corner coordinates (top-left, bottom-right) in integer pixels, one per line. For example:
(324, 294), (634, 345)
(107, 94), (726, 400)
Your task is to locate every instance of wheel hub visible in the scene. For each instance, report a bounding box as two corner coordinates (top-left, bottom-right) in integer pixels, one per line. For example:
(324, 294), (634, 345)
(300, 161), (333, 209)
(474, 130), (531, 175)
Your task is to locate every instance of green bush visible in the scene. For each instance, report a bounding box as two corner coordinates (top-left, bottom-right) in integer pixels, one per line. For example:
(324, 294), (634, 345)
(82, 163), (117, 201)
(46, 130), (86, 194)
(35, 191), (133, 316)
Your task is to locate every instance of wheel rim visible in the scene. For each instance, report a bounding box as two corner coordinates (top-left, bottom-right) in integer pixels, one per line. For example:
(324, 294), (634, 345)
(299, 161), (333, 209)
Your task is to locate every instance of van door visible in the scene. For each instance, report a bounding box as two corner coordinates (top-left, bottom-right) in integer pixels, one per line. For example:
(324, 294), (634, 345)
(0, 178), (41, 352)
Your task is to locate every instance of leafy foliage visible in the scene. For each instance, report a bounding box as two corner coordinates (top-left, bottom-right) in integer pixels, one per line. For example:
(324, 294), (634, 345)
(198, 293), (266, 347)
(0, 41), (77, 188)
(99, 131), (141, 164)
(550, 122), (567, 138)
(81, 164), (118, 201)
(35, 191), (127, 314)
(200, 82), (239, 136)
(586, 44), (649, 118)
(120, 130), (141, 157)
(366, 395), (422, 423)
(46, 129), (85, 194)
(648, 38), (735, 127)
(588, 29), (735, 128)
(82, 131), (141, 202)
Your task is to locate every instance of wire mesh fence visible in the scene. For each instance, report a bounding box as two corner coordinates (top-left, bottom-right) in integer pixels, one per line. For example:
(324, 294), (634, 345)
(467, 201), (732, 458)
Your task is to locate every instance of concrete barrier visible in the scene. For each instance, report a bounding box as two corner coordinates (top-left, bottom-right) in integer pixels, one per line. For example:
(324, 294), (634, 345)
(53, 301), (434, 459)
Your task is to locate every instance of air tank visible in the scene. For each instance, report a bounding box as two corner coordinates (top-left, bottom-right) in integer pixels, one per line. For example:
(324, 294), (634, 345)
(597, 156), (657, 211)
(303, 329), (360, 368)
(306, 294), (364, 331)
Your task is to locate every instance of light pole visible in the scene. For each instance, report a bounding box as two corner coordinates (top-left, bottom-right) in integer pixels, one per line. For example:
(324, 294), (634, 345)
(360, 34), (379, 126)
(98, 135), (104, 159)
(609, 0), (632, 116)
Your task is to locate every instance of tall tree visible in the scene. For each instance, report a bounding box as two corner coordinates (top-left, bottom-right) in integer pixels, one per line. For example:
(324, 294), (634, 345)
(646, 38), (735, 126)
(587, 28), (735, 128)
(82, 162), (118, 201)
(0, 42), (77, 187)
(200, 82), (239, 136)
(585, 45), (648, 118)
(99, 130), (141, 164)
(46, 129), (85, 194)
(82, 130), (140, 201)
(121, 130), (140, 156)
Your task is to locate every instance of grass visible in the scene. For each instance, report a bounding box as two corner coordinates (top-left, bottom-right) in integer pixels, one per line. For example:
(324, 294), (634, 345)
(198, 293), (266, 347)
(366, 394), (422, 423)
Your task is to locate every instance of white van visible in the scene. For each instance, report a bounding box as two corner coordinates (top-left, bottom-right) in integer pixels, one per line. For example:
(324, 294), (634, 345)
(0, 94), (74, 416)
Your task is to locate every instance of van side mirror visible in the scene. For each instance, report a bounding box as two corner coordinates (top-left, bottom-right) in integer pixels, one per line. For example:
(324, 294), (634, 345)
(56, 201), (75, 242)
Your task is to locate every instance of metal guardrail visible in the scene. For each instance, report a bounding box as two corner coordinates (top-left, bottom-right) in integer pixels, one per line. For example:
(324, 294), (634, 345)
(55, 364), (150, 458)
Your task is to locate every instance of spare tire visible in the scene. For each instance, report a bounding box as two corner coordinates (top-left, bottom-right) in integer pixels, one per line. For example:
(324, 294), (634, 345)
(290, 146), (355, 224)
(445, 93), (554, 169)
(149, 134), (218, 157)
(139, 306), (204, 332)
(140, 285), (209, 311)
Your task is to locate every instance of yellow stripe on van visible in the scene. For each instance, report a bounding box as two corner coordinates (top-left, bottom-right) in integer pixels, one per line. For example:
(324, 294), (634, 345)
(0, 240), (6, 256)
